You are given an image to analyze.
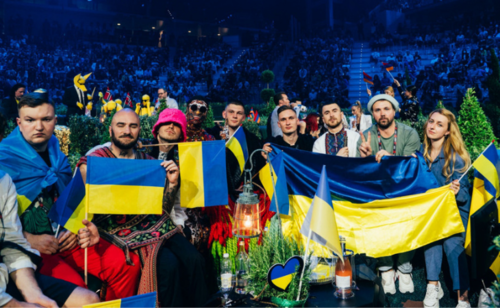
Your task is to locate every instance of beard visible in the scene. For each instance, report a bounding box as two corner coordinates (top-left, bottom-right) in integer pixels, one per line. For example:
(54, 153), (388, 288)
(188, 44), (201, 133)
(325, 119), (342, 130)
(111, 129), (138, 150)
(159, 133), (181, 143)
(377, 117), (394, 129)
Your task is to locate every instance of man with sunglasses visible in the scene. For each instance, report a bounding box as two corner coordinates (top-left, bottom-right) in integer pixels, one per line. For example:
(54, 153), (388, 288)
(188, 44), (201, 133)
(185, 96), (216, 142)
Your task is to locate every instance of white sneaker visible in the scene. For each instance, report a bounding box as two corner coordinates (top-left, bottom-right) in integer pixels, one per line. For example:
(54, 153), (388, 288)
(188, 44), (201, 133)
(397, 270), (414, 293)
(456, 300), (471, 308)
(381, 270), (396, 295)
(479, 288), (499, 307)
(423, 282), (444, 308)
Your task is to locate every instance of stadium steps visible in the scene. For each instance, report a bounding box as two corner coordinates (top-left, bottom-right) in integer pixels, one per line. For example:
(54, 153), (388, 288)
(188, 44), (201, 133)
(273, 42), (294, 86)
(347, 41), (441, 106)
(212, 47), (247, 86)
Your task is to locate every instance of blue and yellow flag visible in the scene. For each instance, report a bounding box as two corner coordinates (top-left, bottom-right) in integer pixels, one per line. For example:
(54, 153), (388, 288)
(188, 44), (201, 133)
(48, 169), (93, 234)
(83, 292), (156, 308)
(300, 166), (342, 258)
(86, 157), (165, 214)
(0, 127), (72, 215)
(225, 127), (249, 173)
(268, 145), (463, 258)
(464, 143), (500, 274)
(258, 151), (290, 215)
(178, 141), (228, 208)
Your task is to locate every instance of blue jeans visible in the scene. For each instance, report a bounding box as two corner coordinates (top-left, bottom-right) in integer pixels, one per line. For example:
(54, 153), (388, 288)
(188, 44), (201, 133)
(424, 232), (469, 291)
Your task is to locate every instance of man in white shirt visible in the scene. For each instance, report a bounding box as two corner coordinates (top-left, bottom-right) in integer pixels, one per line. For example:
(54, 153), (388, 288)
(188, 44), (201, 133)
(155, 87), (178, 110)
(0, 171), (99, 308)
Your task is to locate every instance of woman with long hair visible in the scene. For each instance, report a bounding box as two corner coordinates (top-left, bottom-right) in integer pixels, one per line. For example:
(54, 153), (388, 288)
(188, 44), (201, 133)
(304, 113), (321, 138)
(421, 109), (471, 308)
(349, 101), (372, 133)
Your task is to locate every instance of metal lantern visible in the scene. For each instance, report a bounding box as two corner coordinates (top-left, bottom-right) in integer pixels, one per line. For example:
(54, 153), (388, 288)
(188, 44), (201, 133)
(233, 181), (261, 238)
(233, 149), (265, 238)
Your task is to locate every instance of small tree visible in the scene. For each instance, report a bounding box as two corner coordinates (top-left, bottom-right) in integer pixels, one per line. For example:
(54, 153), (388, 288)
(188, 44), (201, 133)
(458, 88), (497, 162)
(435, 100), (445, 109)
(202, 106), (215, 129)
(260, 88), (276, 104)
(261, 70), (275, 89)
(157, 98), (168, 114)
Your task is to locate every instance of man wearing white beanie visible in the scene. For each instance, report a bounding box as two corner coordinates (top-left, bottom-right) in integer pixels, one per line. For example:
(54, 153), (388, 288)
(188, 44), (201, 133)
(356, 94), (421, 295)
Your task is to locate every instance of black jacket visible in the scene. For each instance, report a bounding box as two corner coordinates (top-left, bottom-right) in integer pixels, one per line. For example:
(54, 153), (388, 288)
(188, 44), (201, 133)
(63, 86), (92, 117)
(266, 133), (315, 152)
(226, 127), (265, 199)
(1, 97), (18, 121)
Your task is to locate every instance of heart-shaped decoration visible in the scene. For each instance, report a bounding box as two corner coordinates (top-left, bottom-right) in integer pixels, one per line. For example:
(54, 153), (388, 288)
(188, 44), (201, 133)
(267, 256), (304, 292)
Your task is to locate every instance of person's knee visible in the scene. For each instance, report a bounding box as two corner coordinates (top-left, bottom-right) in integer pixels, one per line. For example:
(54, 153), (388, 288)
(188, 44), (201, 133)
(64, 287), (100, 307)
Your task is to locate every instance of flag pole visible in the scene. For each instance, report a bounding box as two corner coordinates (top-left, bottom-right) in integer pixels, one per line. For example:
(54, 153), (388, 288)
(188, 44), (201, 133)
(55, 225), (61, 239)
(84, 183), (89, 285)
(267, 153), (284, 238)
(225, 125), (242, 145)
(387, 69), (395, 80)
(457, 141), (495, 182)
(296, 229), (312, 301)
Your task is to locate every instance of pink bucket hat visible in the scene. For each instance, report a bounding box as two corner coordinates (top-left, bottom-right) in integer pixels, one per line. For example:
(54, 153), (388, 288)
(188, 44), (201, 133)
(152, 108), (187, 142)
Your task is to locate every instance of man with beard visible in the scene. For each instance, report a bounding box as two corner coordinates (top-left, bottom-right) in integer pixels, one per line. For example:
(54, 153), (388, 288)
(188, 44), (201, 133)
(218, 100), (264, 198)
(263, 105), (315, 157)
(313, 101), (360, 157)
(357, 94), (420, 295)
(78, 109), (209, 307)
(0, 91), (130, 302)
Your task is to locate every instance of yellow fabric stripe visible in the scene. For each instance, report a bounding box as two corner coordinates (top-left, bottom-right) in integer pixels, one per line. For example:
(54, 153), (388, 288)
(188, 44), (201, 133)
(259, 163), (276, 201)
(465, 178), (494, 254)
(88, 185), (163, 215)
(179, 142), (205, 208)
(83, 298), (122, 308)
(272, 275), (293, 290)
(64, 197), (94, 235)
(17, 195), (32, 216)
(490, 252), (500, 278)
(226, 138), (245, 173)
(310, 197), (342, 256)
(283, 185), (463, 258)
(474, 154), (500, 198)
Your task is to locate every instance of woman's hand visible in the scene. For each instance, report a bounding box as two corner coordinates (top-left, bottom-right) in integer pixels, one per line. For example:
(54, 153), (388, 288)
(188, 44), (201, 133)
(450, 179), (460, 195)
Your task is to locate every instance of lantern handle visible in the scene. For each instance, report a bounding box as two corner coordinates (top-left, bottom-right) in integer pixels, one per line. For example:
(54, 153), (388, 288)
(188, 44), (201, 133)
(245, 149), (283, 238)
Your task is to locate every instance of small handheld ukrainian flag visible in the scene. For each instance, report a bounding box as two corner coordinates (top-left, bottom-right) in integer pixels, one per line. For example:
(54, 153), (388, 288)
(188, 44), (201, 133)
(225, 126), (249, 174)
(83, 292), (156, 308)
(258, 151), (290, 216)
(178, 141), (228, 208)
(86, 157), (166, 215)
(48, 169), (93, 234)
(300, 165), (342, 258)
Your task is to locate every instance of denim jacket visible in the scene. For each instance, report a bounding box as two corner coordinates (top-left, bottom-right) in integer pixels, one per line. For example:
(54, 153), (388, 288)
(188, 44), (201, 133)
(420, 145), (471, 227)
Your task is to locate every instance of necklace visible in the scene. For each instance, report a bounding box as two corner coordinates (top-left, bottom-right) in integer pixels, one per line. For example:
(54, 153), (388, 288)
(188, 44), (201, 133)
(377, 124), (398, 155)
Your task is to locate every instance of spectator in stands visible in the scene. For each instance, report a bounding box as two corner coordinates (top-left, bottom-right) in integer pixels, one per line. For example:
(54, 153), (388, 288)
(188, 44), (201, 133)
(399, 85), (420, 124)
(349, 101), (372, 133)
(371, 50), (380, 64)
(268, 92), (290, 138)
(155, 87), (178, 110)
(304, 113), (321, 138)
(2, 83), (25, 120)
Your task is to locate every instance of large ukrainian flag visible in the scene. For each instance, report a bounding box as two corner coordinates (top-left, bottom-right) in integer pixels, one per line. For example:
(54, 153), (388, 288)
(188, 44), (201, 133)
(86, 157), (165, 215)
(83, 292), (156, 308)
(48, 169), (93, 234)
(267, 145), (464, 258)
(464, 143), (500, 274)
(178, 141), (228, 208)
(258, 151), (290, 215)
(225, 126), (248, 173)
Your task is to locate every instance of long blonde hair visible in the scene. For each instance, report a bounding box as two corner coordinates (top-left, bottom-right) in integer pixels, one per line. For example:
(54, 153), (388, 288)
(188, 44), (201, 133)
(423, 109), (471, 182)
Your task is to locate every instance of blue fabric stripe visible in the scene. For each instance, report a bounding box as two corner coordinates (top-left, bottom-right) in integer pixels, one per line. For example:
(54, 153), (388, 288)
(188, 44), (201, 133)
(316, 166), (332, 208)
(202, 141), (228, 207)
(475, 171), (497, 200)
(235, 128), (249, 163)
(87, 157), (165, 187)
(48, 169), (85, 226)
(483, 145), (499, 164)
(121, 292), (157, 308)
(268, 152), (290, 215)
(269, 145), (438, 203)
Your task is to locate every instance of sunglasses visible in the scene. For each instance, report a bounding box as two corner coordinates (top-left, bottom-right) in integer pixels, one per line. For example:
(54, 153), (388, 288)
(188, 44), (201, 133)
(190, 103), (207, 114)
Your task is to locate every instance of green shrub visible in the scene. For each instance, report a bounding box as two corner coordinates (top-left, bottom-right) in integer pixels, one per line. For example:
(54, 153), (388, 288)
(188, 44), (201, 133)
(261, 70), (275, 86)
(4, 119), (16, 138)
(139, 115), (159, 139)
(246, 216), (311, 301)
(259, 97), (276, 117)
(68, 115), (104, 156)
(242, 119), (262, 139)
(202, 106), (215, 129)
(260, 89), (276, 103)
(55, 103), (68, 116)
(457, 88), (497, 162)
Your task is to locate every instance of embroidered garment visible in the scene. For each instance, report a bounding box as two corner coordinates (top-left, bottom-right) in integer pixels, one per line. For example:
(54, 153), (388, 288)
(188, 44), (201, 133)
(325, 128), (348, 155)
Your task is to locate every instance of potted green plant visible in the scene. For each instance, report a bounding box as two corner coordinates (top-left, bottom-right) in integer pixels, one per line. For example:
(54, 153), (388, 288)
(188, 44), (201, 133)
(246, 216), (312, 307)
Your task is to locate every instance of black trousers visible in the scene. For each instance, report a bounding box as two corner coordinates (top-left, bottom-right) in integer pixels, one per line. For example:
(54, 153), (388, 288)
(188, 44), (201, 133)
(157, 233), (210, 307)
